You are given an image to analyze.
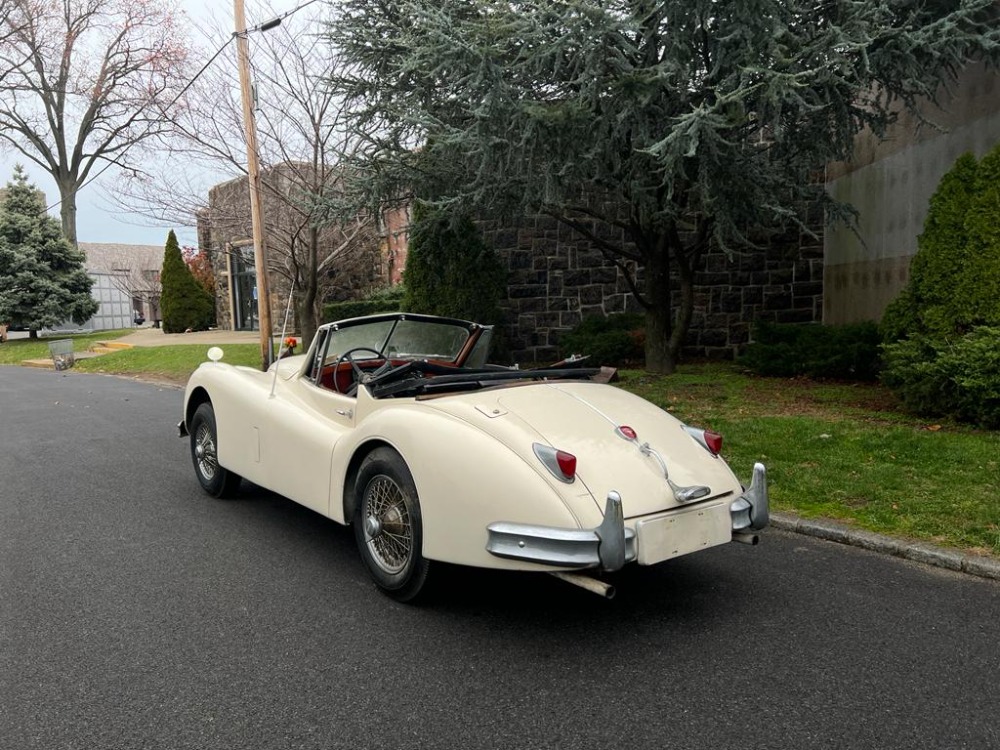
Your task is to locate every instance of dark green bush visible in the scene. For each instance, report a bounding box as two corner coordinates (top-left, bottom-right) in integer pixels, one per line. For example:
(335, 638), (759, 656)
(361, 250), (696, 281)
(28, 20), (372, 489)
(881, 327), (1000, 428)
(558, 313), (645, 367)
(402, 204), (507, 326)
(160, 230), (214, 333)
(882, 146), (1000, 342)
(740, 321), (882, 380)
(323, 286), (404, 322)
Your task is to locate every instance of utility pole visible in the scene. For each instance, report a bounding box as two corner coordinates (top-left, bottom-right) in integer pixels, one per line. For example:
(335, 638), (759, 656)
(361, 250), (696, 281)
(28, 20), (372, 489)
(234, 0), (273, 370)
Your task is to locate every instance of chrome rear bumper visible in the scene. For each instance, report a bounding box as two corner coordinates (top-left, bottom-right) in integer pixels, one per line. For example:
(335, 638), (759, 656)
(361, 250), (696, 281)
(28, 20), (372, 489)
(486, 493), (637, 572)
(729, 462), (769, 531)
(486, 463), (769, 571)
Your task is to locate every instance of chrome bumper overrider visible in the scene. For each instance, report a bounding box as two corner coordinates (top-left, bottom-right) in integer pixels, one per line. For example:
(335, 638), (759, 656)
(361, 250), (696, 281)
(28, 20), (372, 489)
(486, 463), (769, 572)
(729, 462), (769, 531)
(486, 493), (638, 572)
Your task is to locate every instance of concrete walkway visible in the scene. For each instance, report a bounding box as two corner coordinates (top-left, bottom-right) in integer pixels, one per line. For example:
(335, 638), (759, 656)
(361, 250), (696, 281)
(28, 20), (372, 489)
(115, 326), (263, 347)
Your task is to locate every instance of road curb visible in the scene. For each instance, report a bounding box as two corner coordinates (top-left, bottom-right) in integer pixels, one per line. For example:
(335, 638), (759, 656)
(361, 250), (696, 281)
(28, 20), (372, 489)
(770, 512), (1000, 581)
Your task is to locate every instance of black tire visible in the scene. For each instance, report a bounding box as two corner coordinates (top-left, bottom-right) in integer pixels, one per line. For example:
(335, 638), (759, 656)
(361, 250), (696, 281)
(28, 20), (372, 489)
(353, 447), (431, 602)
(189, 402), (242, 499)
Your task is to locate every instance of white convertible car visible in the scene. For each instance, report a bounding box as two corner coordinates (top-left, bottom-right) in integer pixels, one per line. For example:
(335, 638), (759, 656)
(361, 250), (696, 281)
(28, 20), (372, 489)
(179, 313), (769, 601)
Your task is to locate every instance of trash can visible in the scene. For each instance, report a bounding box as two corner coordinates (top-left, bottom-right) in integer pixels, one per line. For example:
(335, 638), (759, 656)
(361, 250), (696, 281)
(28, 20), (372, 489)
(48, 339), (75, 371)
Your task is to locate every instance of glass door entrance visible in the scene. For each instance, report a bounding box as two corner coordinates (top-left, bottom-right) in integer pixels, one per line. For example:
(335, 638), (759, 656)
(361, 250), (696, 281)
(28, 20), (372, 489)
(232, 246), (258, 331)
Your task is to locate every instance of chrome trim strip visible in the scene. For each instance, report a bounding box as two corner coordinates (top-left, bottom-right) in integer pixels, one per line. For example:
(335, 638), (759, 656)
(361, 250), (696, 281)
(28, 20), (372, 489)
(640, 441), (712, 503)
(486, 493), (637, 571)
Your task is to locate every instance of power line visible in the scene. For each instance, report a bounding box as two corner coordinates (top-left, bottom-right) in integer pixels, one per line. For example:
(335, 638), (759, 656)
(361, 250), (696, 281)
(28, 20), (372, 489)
(243, 0), (322, 34)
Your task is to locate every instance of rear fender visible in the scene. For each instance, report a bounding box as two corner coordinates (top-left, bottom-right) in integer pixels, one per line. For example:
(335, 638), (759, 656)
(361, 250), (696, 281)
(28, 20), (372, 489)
(333, 406), (599, 570)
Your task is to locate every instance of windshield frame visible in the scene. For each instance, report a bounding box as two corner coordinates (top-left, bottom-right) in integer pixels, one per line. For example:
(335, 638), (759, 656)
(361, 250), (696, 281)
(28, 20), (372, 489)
(307, 313), (492, 371)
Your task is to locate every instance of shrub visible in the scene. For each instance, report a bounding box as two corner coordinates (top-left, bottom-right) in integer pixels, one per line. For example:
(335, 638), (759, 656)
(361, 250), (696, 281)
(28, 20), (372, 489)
(961, 143), (1000, 329)
(881, 327), (1000, 428)
(402, 205), (507, 326)
(740, 321), (881, 380)
(323, 286), (405, 322)
(558, 313), (645, 367)
(159, 230), (214, 333)
(881, 146), (1000, 342)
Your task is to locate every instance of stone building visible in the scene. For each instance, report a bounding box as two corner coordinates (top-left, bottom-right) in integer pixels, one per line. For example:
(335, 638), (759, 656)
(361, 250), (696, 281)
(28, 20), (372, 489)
(487, 64), (999, 363)
(80, 243), (163, 329)
(197, 163), (398, 332)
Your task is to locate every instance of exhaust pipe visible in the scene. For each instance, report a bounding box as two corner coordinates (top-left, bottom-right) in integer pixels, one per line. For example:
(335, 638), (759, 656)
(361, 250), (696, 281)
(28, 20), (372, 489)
(732, 531), (760, 545)
(550, 571), (616, 599)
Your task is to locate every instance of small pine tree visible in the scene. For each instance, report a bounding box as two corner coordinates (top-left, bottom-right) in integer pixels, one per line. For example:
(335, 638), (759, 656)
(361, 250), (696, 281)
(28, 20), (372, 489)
(159, 230), (214, 333)
(402, 205), (507, 326)
(0, 165), (98, 337)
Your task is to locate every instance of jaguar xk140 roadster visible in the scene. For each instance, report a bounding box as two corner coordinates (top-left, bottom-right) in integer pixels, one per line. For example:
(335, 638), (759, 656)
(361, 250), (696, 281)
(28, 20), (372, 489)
(179, 313), (768, 601)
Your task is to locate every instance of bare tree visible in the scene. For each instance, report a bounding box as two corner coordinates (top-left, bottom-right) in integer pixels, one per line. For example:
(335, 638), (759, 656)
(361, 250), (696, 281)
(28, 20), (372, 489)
(0, 0), (190, 245)
(111, 0), (380, 346)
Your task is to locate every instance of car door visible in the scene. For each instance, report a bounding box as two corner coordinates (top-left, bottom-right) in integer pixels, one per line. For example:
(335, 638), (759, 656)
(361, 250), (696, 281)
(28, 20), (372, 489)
(257, 328), (355, 517)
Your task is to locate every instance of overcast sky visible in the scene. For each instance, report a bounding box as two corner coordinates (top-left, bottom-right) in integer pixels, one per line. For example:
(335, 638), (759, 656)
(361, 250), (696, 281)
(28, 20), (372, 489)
(0, 1), (295, 249)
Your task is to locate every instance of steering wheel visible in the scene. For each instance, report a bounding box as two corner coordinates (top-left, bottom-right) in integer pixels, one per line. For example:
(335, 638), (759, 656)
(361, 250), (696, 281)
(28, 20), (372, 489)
(334, 347), (387, 394)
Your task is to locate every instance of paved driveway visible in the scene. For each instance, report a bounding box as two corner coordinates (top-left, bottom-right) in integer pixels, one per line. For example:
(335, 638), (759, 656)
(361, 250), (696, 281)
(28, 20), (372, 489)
(1, 368), (998, 750)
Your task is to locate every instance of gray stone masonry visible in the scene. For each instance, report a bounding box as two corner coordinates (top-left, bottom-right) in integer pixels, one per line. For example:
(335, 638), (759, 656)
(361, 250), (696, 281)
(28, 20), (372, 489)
(481, 215), (824, 365)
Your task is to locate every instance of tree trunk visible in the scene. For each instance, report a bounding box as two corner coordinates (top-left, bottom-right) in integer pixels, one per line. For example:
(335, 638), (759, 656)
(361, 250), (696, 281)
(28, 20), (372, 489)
(669, 261), (696, 365)
(642, 229), (702, 375)
(643, 237), (677, 374)
(296, 227), (320, 348)
(58, 179), (78, 246)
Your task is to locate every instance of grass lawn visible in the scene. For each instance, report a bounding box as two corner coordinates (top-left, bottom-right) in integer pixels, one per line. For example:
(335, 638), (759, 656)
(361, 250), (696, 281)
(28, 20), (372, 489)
(73, 343), (263, 382)
(0, 329), (132, 365)
(620, 364), (1000, 557)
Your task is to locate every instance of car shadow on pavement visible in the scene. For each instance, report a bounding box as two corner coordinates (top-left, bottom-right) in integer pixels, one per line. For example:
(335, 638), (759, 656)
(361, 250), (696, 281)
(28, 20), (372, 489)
(214, 479), (751, 629)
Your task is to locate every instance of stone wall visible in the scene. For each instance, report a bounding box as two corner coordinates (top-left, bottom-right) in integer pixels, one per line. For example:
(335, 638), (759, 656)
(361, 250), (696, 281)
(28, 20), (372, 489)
(482, 215), (824, 364)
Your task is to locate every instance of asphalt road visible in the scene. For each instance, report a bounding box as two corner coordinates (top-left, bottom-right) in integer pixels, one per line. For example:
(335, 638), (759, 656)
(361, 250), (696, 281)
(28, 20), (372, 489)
(1, 368), (998, 750)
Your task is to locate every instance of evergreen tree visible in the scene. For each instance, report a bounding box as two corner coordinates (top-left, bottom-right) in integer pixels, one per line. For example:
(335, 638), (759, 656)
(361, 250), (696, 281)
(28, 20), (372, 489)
(0, 166), (98, 338)
(326, 0), (999, 373)
(159, 230), (214, 333)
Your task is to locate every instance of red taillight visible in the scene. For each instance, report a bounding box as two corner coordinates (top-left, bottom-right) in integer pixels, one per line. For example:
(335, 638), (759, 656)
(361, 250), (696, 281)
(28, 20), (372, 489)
(617, 425), (637, 440)
(682, 424), (723, 455)
(704, 430), (723, 455)
(532, 443), (577, 483)
(556, 450), (577, 479)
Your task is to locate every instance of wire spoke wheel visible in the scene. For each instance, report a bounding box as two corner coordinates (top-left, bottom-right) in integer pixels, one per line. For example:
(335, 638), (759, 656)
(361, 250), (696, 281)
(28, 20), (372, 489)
(188, 402), (242, 499)
(194, 422), (218, 481)
(362, 475), (412, 575)
(353, 447), (431, 602)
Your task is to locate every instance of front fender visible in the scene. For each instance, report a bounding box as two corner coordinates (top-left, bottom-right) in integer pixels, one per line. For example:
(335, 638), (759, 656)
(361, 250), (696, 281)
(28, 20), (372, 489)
(181, 362), (272, 482)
